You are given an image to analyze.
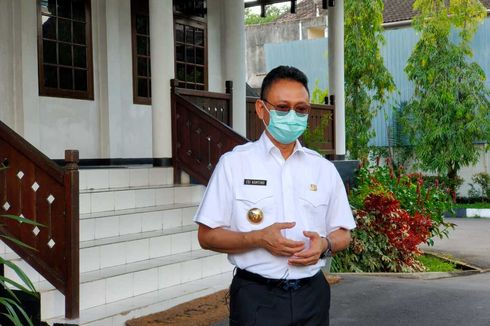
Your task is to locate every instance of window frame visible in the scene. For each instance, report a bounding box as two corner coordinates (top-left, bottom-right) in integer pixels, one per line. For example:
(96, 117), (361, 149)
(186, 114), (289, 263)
(131, 0), (151, 105)
(174, 16), (208, 91)
(37, 0), (94, 100)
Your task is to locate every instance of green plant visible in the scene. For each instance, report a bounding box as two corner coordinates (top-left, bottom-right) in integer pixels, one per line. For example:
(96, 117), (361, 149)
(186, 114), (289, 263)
(385, 101), (414, 168)
(0, 215), (44, 326)
(0, 166), (43, 326)
(332, 192), (431, 273)
(345, 0), (395, 162)
(303, 111), (332, 154)
(332, 160), (456, 273)
(310, 80), (328, 105)
(454, 202), (490, 209)
(244, 5), (288, 25)
(416, 254), (456, 272)
(403, 0), (490, 193)
(468, 172), (490, 202)
(303, 81), (331, 153)
(355, 161), (455, 241)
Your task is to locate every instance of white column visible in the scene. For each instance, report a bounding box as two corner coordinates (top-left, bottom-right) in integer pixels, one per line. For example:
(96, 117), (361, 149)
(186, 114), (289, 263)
(105, 0), (123, 157)
(223, 0), (246, 136)
(20, 0), (40, 147)
(149, 0), (174, 161)
(206, 0), (223, 92)
(328, 0), (346, 158)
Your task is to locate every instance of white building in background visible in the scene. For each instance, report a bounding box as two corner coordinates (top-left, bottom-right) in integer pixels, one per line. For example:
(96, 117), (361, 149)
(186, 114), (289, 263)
(0, 0), (247, 162)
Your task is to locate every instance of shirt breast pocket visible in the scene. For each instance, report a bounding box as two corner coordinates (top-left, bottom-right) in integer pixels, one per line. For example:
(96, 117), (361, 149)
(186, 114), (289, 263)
(233, 187), (275, 231)
(299, 190), (328, 236)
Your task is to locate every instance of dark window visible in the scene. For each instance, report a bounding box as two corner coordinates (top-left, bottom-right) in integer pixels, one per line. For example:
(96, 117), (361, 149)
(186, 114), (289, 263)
(131, 0), (151, 105)
(173, 0), (206, 18)
(38, 0), (93, 99)
(174, 21), (207, 90)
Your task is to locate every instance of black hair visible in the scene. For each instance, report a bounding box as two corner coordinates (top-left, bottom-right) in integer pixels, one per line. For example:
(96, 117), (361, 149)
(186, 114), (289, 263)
(260, 65), (309, 100)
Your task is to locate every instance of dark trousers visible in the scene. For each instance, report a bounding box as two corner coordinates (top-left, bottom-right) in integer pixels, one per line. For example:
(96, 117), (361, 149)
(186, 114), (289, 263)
(229, 270), (330, 326)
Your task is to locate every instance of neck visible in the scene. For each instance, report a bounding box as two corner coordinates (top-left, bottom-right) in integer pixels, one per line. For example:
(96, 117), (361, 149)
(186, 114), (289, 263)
(265, 131), (296, 160)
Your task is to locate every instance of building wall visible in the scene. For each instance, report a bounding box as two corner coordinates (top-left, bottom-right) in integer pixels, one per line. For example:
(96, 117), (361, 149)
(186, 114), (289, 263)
(0, 0), (154, 160)
(245, 16), (327, 88)
(102, 0), (152, 159)
(264, 38), (328, 96)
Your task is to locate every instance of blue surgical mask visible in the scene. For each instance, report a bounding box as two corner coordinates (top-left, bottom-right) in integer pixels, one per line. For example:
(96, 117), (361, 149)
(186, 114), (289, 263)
(262, 106), (308, 144)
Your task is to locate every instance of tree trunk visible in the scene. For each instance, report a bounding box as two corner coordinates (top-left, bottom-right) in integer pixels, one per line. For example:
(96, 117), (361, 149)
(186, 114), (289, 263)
(447, 166), (459, 199)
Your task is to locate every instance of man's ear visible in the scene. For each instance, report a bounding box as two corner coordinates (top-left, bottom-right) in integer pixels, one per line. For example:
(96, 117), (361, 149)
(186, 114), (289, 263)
(255, 99), (265, 120)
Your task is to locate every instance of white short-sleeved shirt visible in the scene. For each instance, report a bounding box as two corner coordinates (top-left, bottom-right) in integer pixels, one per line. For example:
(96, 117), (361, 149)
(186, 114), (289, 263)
(194, 132), (356, 279)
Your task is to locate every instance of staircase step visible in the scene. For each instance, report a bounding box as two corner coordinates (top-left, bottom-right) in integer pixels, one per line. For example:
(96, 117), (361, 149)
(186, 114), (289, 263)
(80, 225), (200, 273)
(39, 250), (232, 320)
(80, 202), (198, 241)
(79, 167), (174, 191)
(80, 184), (204, 214)
(45, 271), (232, 326)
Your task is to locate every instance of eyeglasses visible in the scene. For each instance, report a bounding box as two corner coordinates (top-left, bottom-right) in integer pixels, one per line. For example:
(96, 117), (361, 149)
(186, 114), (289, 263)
(261, 99), (311, 117)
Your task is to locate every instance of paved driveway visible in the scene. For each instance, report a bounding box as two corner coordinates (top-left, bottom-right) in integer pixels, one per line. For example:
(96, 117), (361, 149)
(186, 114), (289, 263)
(420, 218), (490, 270)
(331, 272), (490, 326)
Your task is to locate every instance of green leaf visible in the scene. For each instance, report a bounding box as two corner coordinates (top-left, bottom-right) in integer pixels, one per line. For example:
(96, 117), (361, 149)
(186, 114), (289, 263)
(0, 280), (20, 303)
(0, 276), (36, 296)
(0, 258), (38, 295)
(0, 297), (28, 326)
(0, 215), (45, 227)
(0, 235), (37, 251)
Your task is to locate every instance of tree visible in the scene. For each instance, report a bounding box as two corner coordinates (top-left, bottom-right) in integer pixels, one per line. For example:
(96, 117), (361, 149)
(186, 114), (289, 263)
(344, 0), (395, 161)
(404, 0), (490, 192)
(244, 5), (288, 25)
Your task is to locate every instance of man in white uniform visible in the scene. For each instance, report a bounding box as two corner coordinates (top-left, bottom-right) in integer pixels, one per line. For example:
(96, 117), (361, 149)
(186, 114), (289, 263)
(194, 66), (355, 325)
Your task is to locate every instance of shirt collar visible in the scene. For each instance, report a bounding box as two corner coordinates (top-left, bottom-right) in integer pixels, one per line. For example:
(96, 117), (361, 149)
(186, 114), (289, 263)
(258, 132), (305, 157)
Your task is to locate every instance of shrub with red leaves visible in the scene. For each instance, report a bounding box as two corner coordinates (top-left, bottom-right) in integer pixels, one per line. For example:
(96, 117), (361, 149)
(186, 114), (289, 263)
(363, 193), (432, 267)
(331, 161), (454, 273)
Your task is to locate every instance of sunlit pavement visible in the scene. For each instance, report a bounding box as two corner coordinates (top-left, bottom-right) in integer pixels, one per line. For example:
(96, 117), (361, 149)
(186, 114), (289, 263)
(420, 218), (490, 270)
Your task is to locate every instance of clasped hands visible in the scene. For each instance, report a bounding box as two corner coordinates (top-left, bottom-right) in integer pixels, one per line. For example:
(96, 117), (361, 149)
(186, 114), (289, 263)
(258, 222), (326, 266)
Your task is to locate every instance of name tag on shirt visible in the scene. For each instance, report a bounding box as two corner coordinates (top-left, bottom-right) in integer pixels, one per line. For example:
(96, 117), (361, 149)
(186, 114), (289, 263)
(244, 179), (267, 186)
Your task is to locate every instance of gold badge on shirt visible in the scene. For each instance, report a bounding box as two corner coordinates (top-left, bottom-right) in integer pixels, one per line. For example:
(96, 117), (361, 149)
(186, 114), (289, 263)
(247, 208), (264, 224)
(310, 184), (318, 192)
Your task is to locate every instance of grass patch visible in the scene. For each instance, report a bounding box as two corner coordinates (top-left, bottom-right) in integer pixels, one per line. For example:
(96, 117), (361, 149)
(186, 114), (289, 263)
(417, 254), (457, 272)
(454, 202), (490, 209)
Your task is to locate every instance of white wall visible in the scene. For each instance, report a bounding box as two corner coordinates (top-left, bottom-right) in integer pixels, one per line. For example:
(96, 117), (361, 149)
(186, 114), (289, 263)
(104, 0), (152, 159)
(459, 147), (490, 196)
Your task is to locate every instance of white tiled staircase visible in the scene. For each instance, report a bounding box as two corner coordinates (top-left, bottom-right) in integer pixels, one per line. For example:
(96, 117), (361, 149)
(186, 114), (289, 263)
(2, 167), (233, 325)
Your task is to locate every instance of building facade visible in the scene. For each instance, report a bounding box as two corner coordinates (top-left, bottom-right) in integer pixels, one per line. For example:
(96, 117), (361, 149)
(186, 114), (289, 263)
(0, 0), (247, 161)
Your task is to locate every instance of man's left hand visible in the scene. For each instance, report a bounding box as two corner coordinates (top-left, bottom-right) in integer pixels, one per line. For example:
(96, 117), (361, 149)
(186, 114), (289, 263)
(287, 231), (326, 266)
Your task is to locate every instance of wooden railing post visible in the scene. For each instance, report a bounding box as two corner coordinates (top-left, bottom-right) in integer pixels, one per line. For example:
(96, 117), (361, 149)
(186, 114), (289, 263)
(64, 150), (79, 319)
(225, 80), (233, 127)
(170, 79), (182, 184)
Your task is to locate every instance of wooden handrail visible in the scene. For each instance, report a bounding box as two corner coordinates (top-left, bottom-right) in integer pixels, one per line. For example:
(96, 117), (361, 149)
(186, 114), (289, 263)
(171, 80), (247, 185)
(246, 97), (336, 155)
(0, 120), (79, 318)
(174, 80), (234, 127)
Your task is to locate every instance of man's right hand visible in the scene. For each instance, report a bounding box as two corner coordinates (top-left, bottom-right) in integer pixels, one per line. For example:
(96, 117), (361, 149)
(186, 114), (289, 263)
(258, 222), (305, 257)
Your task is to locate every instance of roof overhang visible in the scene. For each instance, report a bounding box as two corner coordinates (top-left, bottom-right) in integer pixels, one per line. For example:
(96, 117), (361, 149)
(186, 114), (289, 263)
(245, 0), (332, 17)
